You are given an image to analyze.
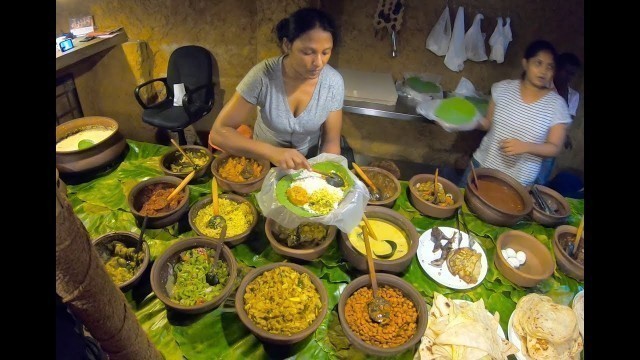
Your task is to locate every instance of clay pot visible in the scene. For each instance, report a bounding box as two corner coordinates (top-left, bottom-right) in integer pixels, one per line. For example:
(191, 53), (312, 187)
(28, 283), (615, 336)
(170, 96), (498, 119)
(408, 173), (463, 218)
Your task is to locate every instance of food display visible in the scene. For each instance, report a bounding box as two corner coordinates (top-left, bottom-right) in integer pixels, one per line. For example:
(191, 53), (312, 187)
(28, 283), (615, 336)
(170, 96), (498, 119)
(416, 292), (518, 359)
(169, 149), (210, 173)
(218, 156), (264, 182)
(243, 266), (322, 336)
(98, 241), (145, 285)
(347, 219), (409, 260)
(509, 294), (583, 360)
(414, 181), (455, 206)
(56, 126), (116, 152)
(137, 183), (186, 216)
(192, 198), (254, 238)
(166, 247), (229, 306)
(285, 171), (345, 216)
(502, 247), (527, 269)
(273, 222), (329, 249)
(344, 286), (418, 348)
(362, 169), (396, 201)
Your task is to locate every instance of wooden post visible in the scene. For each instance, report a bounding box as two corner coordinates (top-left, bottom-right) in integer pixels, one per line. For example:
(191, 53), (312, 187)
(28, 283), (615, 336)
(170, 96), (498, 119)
(55, 186), (162, 360)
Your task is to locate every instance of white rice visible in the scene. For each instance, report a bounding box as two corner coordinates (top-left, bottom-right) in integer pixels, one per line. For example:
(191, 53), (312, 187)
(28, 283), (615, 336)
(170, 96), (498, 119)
(290, 172), (344, 215)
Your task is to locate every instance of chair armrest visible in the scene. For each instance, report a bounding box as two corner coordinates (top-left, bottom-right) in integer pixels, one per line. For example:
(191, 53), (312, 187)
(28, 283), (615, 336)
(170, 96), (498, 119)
(182, 82), (215, 118)
(134, 77), (169, 109)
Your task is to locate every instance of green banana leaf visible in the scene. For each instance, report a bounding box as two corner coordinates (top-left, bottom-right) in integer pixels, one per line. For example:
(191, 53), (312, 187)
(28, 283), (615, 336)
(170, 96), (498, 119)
(67, 140), (584, 359)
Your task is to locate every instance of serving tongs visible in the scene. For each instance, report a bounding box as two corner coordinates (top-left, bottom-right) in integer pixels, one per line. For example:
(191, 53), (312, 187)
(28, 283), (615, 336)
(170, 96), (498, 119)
(458, 208), (475, 249)
(530, 185), (553, 214)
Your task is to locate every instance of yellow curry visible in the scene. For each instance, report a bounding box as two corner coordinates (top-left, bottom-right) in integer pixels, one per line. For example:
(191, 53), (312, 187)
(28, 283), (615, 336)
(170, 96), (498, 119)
(347, 219), (408, 260)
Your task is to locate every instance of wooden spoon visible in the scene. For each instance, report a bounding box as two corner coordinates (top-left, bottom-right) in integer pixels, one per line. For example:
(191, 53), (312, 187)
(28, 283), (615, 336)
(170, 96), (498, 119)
(571, 216), (584, 258)
(432, 168), (439, 205)
(352, 163), (381, 201)
(170, 138), (196, 167)
(362, 226), (391, 325)
(166, 170), (196, 201)
(470, 160), (480, 191)
(362, 214), (378, 241)
(208, 179), (225, 229)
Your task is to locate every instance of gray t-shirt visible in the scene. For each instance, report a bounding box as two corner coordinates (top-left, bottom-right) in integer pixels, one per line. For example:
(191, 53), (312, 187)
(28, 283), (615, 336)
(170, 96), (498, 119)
(237, 55), (344, 156)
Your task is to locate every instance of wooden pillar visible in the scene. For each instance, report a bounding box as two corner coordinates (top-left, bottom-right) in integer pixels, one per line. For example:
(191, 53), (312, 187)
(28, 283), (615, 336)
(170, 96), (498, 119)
(55, 187), (162, 360)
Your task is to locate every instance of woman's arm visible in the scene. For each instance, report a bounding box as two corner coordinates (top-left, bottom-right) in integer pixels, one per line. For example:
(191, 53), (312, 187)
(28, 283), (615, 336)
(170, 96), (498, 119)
(209, 92), (310, 170)
(320, 110), (342, 154)
(500, 123), (567, 157)
(476, 99), (495, 131)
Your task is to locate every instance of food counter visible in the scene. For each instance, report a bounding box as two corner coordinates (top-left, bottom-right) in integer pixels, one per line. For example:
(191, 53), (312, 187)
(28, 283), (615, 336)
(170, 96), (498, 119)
(64, 140), (583, 359)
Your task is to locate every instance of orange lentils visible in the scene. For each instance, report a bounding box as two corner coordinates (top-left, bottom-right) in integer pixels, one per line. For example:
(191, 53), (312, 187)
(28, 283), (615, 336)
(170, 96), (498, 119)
(344, 286), (418, 348)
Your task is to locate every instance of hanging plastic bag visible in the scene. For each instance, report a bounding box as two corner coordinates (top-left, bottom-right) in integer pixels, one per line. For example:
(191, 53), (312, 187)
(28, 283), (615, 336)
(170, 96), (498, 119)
(464, 14), (488, 62)
(416, 96), (483, 132)
(444, 7), (466, 72)
(425, 6), (451, 56)
(452, 77), (479, 97)
(489, 17), (506, 63)
(256, 153), (370, 234)
(502, 17), (512, 58)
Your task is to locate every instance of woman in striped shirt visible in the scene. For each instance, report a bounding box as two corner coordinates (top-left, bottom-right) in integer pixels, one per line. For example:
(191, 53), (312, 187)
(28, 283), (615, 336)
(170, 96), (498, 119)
(462, 40), (572, 187)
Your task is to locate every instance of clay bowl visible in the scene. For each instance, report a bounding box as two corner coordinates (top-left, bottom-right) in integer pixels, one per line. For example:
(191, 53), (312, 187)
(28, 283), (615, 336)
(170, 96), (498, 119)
(553, 225), (584, 281)
(339, 206), (419, 274)
(128, 176), (190, 229)
(93, 231), (150, 292)
(265, 218), (337, 261)
(187, 194), (258, 247)
(160, 145), (213, 180)
(494, 230), (555, 287)
(337, 273), (428, 357)
(150, 237), (238, 314)
(353, 166), (401, 208)
(235, 262), (328, 345)
(408, 173), (463, 218)
(211, 153), (271, 195)
(464, 168), (533, 227)
(56, 116), (127, 175)
(529, 185), (571, 227)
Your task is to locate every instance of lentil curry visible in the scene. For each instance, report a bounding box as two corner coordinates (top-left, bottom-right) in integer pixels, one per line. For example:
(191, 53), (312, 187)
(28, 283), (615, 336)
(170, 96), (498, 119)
(218, 156), (264, 182)
(137, 183), (186, 216)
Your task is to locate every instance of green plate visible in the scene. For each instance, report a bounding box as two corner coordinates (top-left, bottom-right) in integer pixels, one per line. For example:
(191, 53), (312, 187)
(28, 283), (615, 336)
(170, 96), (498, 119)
(434, 97), (478, 125)
(465, 96), (489, 117)
(406, 76), (441, 94)
(275, 161), (355, 217)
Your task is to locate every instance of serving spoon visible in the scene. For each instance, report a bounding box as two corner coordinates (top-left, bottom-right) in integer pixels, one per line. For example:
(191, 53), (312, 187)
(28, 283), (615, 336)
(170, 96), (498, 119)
(145, 170), (196, 211)
(135, 215), (148, 253)
(362, 226), (391, 324)
(568, 216), (584, 258)
(170, 138), (196, 168)
(432, 168), (440, 205)
(352, 162), (381, 201)
(206, 224), (227, 286)
(470, 161), (480, 191)
(311, 168), (345, 188)
(208, 179), (226, 230)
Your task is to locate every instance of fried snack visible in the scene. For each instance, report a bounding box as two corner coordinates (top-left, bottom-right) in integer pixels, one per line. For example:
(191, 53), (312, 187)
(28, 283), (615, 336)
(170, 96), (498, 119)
(446, 247), (482, 284)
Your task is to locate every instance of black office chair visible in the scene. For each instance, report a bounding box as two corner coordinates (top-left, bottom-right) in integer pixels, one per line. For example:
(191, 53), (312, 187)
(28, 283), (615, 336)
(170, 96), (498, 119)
(134, 45), (214, 145)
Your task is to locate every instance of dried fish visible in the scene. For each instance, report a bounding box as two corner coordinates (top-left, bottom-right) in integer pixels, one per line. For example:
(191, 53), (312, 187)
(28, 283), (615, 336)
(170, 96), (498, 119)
(430, 231), (456, 267)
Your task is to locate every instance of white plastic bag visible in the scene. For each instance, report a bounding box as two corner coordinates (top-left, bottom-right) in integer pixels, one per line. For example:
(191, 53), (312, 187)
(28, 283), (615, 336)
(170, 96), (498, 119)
(398, 72), (444, 103)
(416, 97), (483, 132)
(444, 7), (466, 72)
(255, 153), (370, 234)
(452, 77), (479, 98)
(464, 14), (488, 62)
(425, 6), (451, 56)
(502, 17), (512, 57)
(489, 17), (506, 63)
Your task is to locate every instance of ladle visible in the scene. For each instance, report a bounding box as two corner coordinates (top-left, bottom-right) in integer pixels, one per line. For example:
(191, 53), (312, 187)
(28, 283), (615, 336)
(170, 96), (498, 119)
(208, 179), (225, 230)
(206, 224), (227, 286)
(352, 162), (381, 201)
(146, 171), (195, 211)
(135, 215), (148, 253)
(569, 216), (584, 258)
(311, 168), (345, 188)
(170, 139), (196, 167)
(362, 226), (391, 324)
(470, 161), (480, 191)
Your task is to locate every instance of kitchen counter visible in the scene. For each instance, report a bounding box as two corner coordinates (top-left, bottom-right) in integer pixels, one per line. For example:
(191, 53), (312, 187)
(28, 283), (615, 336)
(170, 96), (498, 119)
(56, 31), (128, 72)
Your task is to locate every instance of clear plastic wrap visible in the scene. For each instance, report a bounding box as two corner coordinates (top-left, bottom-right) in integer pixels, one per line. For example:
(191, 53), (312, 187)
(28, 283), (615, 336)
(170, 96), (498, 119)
(256, 153), (370, 234)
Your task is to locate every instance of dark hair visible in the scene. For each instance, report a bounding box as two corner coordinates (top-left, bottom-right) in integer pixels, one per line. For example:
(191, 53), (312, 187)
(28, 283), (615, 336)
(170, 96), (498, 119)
(275, 7), (338, 46)
(557, 52), (581, 70)
(523, 39), (558, 61)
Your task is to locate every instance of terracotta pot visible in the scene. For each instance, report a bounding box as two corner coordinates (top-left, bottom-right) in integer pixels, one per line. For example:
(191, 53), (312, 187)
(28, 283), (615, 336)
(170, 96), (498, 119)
(128, 176), (190, 229)
(159, 145), (213, 180)
(408, 173), (463, 218)
(464, 168), (533, 227)
(339, 206), (419, 274)
(150, 237), (238, 314)
(211, 153), (270, 195)
(235, 262), (328, 345)
(529, 185), (570, 227)
(93, 231), (150, 292)
(187, 194), (258, 247)
(56, 116), (127, 175)
(494, 230), (555, 287)
(353, 166), (401, 208)
(265, 218), (337, 261)
(552, 225), (584, 281)
(337, 273), (428, 357)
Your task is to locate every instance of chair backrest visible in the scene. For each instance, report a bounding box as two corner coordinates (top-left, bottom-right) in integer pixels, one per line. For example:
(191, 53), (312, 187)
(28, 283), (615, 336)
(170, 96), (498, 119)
(167, 45), (213, 107)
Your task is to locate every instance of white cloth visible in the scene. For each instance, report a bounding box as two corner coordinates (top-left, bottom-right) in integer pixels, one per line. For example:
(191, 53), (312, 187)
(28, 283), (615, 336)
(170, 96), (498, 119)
(173, 83), (186, 106)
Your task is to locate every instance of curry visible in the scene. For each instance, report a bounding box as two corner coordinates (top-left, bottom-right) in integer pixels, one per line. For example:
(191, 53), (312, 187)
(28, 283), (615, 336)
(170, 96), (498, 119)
(347, 219), (408, 260)
(218, 156), (264, 182)
(363, 169), (396, 201)
(475, 177), (524, 213)
(137, 183), (186, 216)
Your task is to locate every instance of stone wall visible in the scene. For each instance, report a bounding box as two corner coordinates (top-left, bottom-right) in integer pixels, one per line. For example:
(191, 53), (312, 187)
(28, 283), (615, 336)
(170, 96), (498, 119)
(56, 0), (583, 174)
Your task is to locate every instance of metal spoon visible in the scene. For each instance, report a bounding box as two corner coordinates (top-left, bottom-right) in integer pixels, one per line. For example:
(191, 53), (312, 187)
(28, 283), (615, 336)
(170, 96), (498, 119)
(208, 179), (225, 229)
(352, 163), (381, 201)
(135, 215), (148, 253)
(311, 169), (345, 188)
(240, 159), (254, 180)
(206, 225), (227, 286)
(362, 226), (391, 324)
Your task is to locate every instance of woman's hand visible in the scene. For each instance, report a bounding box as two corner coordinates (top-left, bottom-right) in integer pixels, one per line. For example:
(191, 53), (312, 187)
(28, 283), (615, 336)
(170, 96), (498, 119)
(499, 138), (529, 156)
(269, 148), (311, 170)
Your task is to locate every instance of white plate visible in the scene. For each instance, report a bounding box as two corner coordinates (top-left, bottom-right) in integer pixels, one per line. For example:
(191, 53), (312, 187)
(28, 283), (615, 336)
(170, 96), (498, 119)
(453, 300), (506, 339)
(507, 310), (527, 360)
(572, 290), (584, 339)
(417, 226), (488, 289)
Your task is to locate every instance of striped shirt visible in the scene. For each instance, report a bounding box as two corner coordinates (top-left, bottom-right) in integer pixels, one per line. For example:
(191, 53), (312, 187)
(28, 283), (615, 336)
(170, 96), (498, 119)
(473, 79), (572, 186)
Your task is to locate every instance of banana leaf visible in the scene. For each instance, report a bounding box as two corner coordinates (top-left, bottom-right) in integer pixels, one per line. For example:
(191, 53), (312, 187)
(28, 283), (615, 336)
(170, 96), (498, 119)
(65, 140), (584, 359)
